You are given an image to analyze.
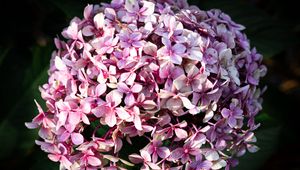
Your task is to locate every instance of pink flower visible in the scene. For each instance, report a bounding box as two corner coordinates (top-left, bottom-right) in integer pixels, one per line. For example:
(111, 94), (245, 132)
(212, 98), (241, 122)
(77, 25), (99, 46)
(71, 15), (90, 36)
(157, 37), (186, 65)
(26, 0), (266, 169)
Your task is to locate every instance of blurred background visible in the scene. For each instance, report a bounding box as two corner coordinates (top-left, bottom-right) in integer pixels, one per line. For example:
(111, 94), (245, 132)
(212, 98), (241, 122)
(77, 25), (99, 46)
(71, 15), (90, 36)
(0, 0), (299, 169)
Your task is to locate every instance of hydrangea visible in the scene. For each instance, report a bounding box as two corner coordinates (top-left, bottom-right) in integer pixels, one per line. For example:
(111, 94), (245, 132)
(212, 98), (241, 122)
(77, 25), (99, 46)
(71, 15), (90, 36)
(25, 0), (267, 169)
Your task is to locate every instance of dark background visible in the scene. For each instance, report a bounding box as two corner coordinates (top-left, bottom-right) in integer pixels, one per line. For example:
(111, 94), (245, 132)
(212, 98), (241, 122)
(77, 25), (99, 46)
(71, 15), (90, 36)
(0, 0), (299, 169)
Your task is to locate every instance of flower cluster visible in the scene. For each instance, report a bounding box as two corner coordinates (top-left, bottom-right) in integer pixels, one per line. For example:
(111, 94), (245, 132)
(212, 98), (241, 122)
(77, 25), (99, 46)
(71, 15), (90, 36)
(26, 0), (267, 169)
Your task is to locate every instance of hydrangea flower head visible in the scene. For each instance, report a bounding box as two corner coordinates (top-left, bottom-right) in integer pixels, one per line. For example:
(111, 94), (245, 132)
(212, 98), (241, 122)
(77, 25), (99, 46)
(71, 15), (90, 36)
(26, 0), (267, 169)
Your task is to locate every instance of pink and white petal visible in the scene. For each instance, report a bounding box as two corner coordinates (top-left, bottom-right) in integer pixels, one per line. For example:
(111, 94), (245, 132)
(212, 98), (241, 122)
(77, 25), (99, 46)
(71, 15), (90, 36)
(173, 44), (186, 54)
(204, 150), (219, 161)
(126, 73), (137, 86)
(140, 150), (151, 162)
(58, 131), (71, 142)
(81, 114), (90, 125)
(48, 154), (60, 162)
(134, 114), (143, 131)
(146, 162), (160, 170)
(129, 154), (144, 164)
(157, 147), (170, 159)
(125, 93), (135, 106)
(203, 110), (214, 123)
(131, 83), (143, 93)
(68, 111), (81, 125)
(161, 37), (171, 47)
(105, 110), (117, 127)
(25, 122), (39, 129)
(84, 4), (93, 19)
(114, 137), (123, 153)
(57, 111), (68, 129)
(142, 100), (157, 110)
(143, 42), (157, 56)
(60, 156), (73, 169)
(55, 56), (67, 71)
(104, 8), (116, 20)
(141, 1), (155, 16)
(152, 152), (158, 163)
(94, 13), (104, 29)
(106, 90), (123, 106)
(173, 75), (186, 90)
(82, 25), (94, 37)
(95, 83), (107, 97)
(174, 128), (188, 139)
(170, 54), (183, 65)
(115, 107), (131, 120)
(117, 82), (130, 93)
(166, 97), (182, 111)
(87, 156), (102, 166)
(179, 96), (195, 109)
(92, 105), (110, 118)
(71, 133), (84, 145)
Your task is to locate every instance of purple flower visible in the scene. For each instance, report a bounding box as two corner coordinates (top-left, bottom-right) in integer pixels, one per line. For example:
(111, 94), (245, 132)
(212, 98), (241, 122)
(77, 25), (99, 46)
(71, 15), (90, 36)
(157, 37), (186, 64)
(221, 99), (243, 128)
(26, 0), (266, 169)
(170, 141), (201, 163)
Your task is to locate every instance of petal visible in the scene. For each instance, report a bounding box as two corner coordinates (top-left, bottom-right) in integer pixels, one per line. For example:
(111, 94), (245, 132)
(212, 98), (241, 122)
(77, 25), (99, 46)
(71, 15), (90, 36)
(84, 4), (93, 19)
(147, 162), (160, 170)
(134, 114), (143, 131)
(129, 154), (144, 164)
(174, 128), (188, 139)
(68, 112), (81, 125)
(125, 93), (135, 106)
(228, 116), (237, 128)
(203, 109), (214, 123)
(141, 150), (151, 162)
(166, 97), (182, 111)
(170, 148), (184, 160)
(81, 114), (90, 125)
(180, 96), (195, 109)
(130, 32), (142, 41)
(188, 48), (203, 61)
(25, 122), (39, 129)
(143, 42), (157, 56)
(55, 56), (67, 71)
(157, 147), (170, 159)
(142, 100), (157, 110)
(105, 110), (117, 127)
(87, 156), (102, 166)
(94, 13), (104, 29)
(71, 133), (84, 145)
(170, 54), (183, 65)
(95, 84), (107, 97)
(48, 154), (60, 162)
(221, 108), (231, 118)
(204, 150), (219, 161)
(58, 131), (70, 142)
(140, 1), (155, 16)
(82, 25), (94, 37)
(173, 44), (186, 54)
(92, 105), (109, 118)
(106, 90), (123, 106)
(173, 75), (186, 90)
(115, 107), (130, 120)
(211, 160), (227, 170)
(131, 83), (143, 93)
